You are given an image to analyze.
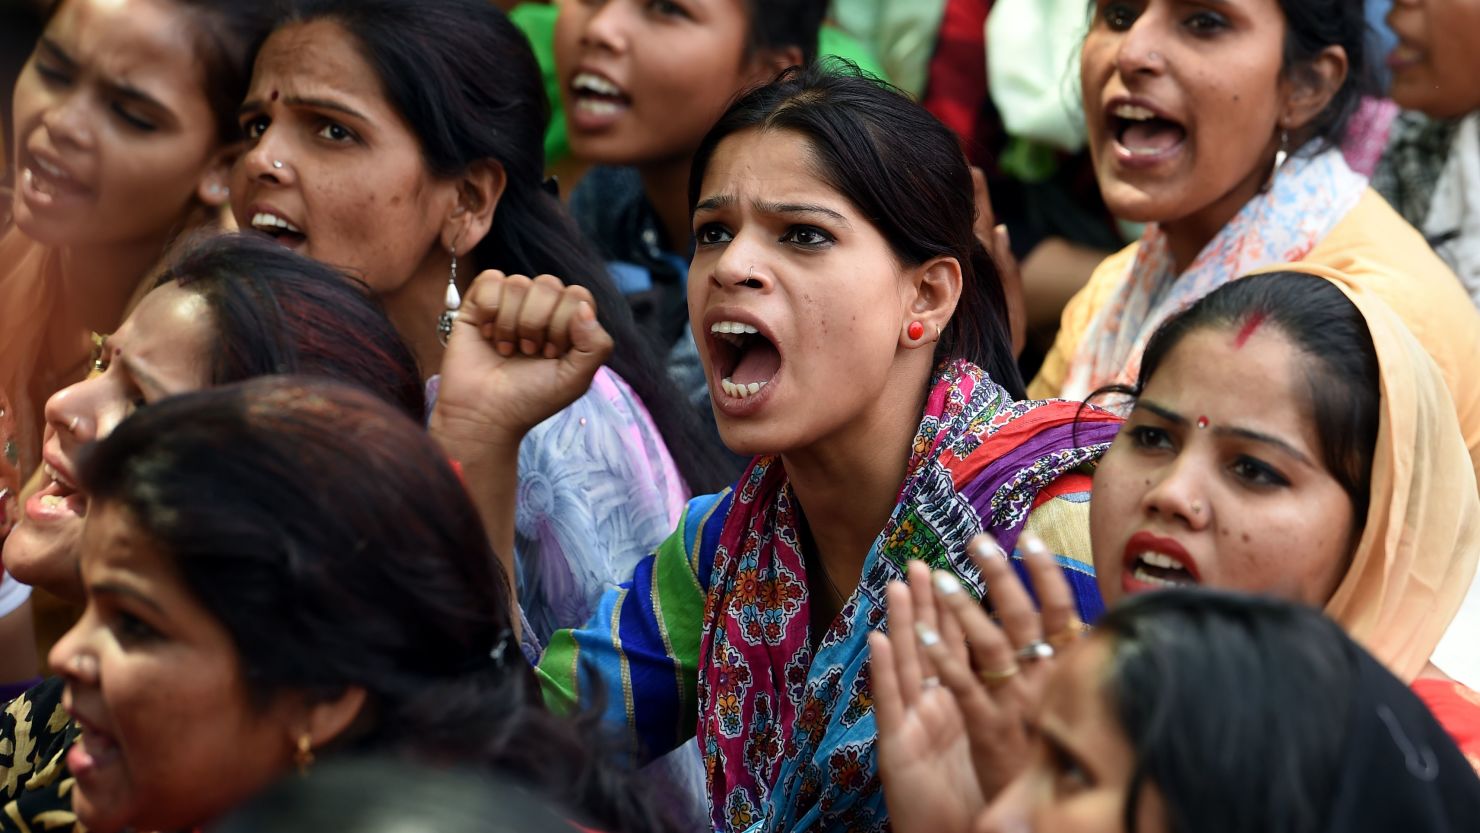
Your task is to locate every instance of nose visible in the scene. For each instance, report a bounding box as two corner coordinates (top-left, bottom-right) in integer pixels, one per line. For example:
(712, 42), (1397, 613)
(40, 89), (96, 152)
(1114, 11), (1168, 79)
(49, 613), (99, 684)
(580, 0), (629, 54)
(45, 372), (121, 451)
(1140, 446), (1211, 529)
(708, 236), (773, 293)
(240, 125), (296, 187)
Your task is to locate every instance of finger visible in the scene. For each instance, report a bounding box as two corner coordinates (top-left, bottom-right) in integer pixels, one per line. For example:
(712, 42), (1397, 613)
(513, 274), (566, 357)
(973, 537), (1042, 649)
(885, 580), (924, 708)
(930, 571), (970, 666)
(563, 301), (614, 376)
(1020, 531), (1078, 645)
(907, 561), (943, 685)
(867, 632), (905, 733)
(994, 225), (1027, 357)
(935, 554), (1026, 701)
(457, 269), (510, 330)
(971, 166), (996, 243)
(918, 609), (1006, 729)
(491, 275), (534, 356)
(546, 284), (597, 358)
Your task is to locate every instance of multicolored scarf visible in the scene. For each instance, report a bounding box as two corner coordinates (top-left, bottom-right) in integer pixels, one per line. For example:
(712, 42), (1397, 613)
(695, 360), (1122, 831)
(1060, 146), (1368, 400)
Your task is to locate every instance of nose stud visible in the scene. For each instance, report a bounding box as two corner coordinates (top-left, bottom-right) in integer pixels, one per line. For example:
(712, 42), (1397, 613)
(272, 160), (284, 170)
(1191, 500), (1204, 516)
(69, 416), (80, 432)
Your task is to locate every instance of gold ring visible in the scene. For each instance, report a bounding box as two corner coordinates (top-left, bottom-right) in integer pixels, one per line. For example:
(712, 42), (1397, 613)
(978, 663), (1020, 689)
(1047, 623), (1084, 651)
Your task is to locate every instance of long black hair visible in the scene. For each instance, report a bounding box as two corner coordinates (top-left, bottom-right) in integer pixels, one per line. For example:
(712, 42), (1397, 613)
(270, 0), (736, 491)
(690, 60), (1024, 398)
(156, 232), (424, 419)
(1097, 589), (1480, 833)
(79, 378), (681, 833)
(1091, 272), (1380, 525)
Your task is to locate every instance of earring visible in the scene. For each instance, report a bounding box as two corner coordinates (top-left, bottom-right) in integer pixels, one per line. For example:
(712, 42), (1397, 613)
(294, 733), (315, 776)
(907, 321), (925, 341)
(1265, 128), (1289, 192)
(438, 247), (460, 346)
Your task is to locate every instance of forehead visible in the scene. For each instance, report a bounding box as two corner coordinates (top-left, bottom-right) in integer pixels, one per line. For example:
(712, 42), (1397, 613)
(249, 20), (391, 109)
(81, 500), (170, 582)
(48, 0), (207, 97)
(1039, 638), (1124, 746)
(112, 283), (215, 373)
(698, 129), (860, 212)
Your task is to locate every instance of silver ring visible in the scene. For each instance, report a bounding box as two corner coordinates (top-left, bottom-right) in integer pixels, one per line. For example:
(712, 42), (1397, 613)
(921, 676), (940, 690)
(272, 160), (285, 169)
(1016, 640), (1055, 663)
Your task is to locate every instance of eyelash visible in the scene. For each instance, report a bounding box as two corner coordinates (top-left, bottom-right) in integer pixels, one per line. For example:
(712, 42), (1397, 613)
(240, 115), (359, 146)
(1046, 740), (1092, 794)
(90, 353), (148, 410)
(693, 224), (836, 249)
(1099, 3), (1229, 36)
(646, 0), (691, 20)
(111, 609), (161, 644)
(1127, 426), (1292, 488)
(34, 62), (156, 132)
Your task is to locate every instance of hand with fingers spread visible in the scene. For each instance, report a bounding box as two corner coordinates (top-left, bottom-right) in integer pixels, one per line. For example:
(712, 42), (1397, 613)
(869, 562), (986, 833)
(971, 167), (1026, 358)
(430, 269), (615, 454)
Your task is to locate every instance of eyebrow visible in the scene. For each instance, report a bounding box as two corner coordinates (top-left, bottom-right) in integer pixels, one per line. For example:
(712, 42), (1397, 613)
(693, 194), (852, 227)
(90, 581), (166, 617)
(39, 38), (170, 114)
(1137, 399), (1316, 467)
(239, 94), (371, 123)
(117, 351), (170, 399)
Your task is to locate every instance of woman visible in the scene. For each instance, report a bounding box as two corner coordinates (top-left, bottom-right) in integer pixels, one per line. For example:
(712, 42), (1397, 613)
(0, 0), (271, 686)
(1027, 0), (1480, 480)
(2, 232), (422, 604)
(1373, 0), (1480, 307)
(229, 0), (736, 653)
(39, 377), (675, 833)
(434, 64), (1123, 832)
(878, 588), (1480, 833)
(872, 269), (1480, 827)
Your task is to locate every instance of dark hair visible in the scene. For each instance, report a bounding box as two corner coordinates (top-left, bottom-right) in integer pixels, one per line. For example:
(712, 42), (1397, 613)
(272, 0), (735, 492)
(155, 233), (425, 419)
(1092, 272), (1379, 523)
(1097, 589), (1480, 833)
(43, 0), (274, 144)
(744, 0), (827, 65)
(78, 378), (680, 833)
(1081, 0), (1373, 152)
(689, 61), (1025, 398)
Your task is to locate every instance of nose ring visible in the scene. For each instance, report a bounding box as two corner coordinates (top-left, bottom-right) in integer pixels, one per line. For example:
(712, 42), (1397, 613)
(272, 160), (285, 170)
(1190, 500), (1204, 516)
(69, 416), (80, 432)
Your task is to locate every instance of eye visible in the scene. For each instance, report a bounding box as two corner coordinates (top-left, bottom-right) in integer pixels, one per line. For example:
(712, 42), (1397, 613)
(316, 121), (356, 143)
(1046, 739), (1094, 795)
(34, 61), (70, 85)
(1185, 11), (1230, 35)
(242, 115), (269, 140)
(1127, 424), (1173, 451)
(111, 610), (161, 644)
(1230, 456), (1290, 488)
(1101, 1), (1137, 31)
(645, 0), (691, 19)
(780, 225), (834, 248)
(112, 102), (157, 132)
(695, 223), (733, 246)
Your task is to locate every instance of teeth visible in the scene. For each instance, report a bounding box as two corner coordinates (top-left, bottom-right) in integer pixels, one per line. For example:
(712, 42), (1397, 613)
(24, 167), (57, 197)
(251, 212), (303, 234)
(574, 98), (622, 116)
(1113, 104), (1157, 121)
(1132, 566), (1191, 588)
(1137, 551), (1187, 571)
(572, 72), (623, 97)
(709, 321), (759, 335)
(720, 377), (767, 399)
(40, 495), (65, 508)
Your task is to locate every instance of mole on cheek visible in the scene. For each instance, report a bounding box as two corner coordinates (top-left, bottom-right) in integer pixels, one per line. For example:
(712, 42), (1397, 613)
(1241, 532), (1250, 543)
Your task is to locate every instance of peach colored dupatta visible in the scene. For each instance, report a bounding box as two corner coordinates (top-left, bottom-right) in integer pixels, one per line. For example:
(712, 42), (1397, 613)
(1261, 264), (1480, 685)
(0, 227), (64, 485)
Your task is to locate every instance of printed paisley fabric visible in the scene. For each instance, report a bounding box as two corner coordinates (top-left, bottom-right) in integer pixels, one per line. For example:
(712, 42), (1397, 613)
(0, 678), (81, 833)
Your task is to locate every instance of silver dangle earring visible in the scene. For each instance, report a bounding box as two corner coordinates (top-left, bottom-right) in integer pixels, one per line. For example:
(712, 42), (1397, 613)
(1274, 128), (1289, 173)
(438, 247), (460, 346)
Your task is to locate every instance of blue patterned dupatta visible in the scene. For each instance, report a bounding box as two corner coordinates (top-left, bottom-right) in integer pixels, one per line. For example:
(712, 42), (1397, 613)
(698, 360), (1122, 832)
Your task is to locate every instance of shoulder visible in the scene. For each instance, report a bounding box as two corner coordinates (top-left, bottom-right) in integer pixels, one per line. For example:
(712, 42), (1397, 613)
(1027, 243), (1139, 398)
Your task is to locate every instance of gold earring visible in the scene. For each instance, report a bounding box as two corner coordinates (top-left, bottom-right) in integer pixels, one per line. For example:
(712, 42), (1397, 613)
(294, 733), (315, 776)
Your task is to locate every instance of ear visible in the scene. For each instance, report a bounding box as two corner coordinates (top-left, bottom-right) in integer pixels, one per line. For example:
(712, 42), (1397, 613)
(442, 160), (507, 256)
(298, 685), (368, 752)
(899, 256), (962, 350)
(1281, 45), (1348, 133)
(194, 144), (237, 208)
(745, 45), (804, 83)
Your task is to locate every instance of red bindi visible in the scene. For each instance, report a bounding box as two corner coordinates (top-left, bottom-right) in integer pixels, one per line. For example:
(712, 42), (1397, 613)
(1196, 416), (1210, 429)
(1233, 311), (1268, 349)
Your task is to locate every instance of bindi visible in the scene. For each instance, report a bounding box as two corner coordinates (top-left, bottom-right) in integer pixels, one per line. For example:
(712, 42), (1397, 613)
(270, 90), (280, 102)
(1232, 311), (1268, 350)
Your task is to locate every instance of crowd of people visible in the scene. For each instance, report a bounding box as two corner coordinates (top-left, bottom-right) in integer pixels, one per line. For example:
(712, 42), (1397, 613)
(0, 0), (1478, 832)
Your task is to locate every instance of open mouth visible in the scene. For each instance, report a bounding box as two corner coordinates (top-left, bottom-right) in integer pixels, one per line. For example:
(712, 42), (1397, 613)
(1125, 551), (1198, 588)
(67, 715), (123, 778)
(20, 150), (90, 202)
(569, 71), (630, 120)
(708, 320), (781, 401)
(250, 211), (307, 247)
(26, 460), (86, 523)
(1109, 103), (1187, 158)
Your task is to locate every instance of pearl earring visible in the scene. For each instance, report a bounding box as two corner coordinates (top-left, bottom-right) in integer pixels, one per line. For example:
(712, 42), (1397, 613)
(438, 247), (460, 346)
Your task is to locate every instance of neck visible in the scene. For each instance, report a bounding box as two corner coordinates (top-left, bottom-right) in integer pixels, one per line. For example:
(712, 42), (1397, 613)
(638, 154), (697, 255)
(380, 249), (455, 380)
(1160, 147), (1281, 273)
(782, 365), (933, 594)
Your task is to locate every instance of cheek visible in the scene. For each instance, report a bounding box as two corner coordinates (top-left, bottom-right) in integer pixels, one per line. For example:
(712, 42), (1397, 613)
(304, 167), (439, 289)
(1210, 500), (1352, 602)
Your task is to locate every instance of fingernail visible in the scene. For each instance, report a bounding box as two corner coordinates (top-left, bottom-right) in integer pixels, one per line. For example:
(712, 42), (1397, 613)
(971, 535), (1007, 562)
(520, 339), (537, 356)
(932, 571), (961, 596)
(1021, 532), (1050, 558)
(914, 622), (940, 647)
(543, 343), (558, 359)
(496, 341), (515, 357)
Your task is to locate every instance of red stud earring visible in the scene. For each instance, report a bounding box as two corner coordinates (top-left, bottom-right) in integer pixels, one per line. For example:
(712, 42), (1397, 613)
(907, 321), (925, 340)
